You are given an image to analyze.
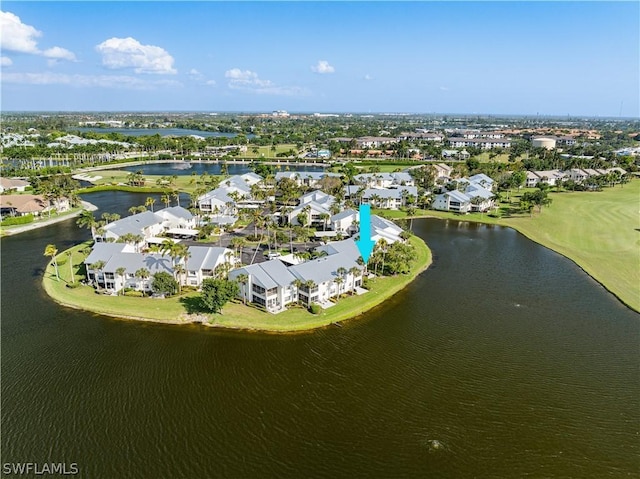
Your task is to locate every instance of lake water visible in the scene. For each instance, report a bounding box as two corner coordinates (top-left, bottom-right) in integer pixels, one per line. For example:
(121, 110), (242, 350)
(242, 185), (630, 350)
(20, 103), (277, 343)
(1, 191), (638, 478)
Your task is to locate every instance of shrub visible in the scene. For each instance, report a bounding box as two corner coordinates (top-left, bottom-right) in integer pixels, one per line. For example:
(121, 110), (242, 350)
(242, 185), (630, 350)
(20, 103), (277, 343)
(124, 290), (144, 297)
(309, 303), (321, 315)
(1, 214), (34, 226)
(66, 282), (81, 289)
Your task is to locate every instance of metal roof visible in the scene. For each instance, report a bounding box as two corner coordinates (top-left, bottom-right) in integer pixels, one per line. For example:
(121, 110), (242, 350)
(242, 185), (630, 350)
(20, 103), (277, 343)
(104, 211), (163, 237)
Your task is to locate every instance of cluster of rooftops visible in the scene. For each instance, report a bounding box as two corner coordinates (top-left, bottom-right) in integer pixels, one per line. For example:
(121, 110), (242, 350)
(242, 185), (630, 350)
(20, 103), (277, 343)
(82, 172), (409, 313)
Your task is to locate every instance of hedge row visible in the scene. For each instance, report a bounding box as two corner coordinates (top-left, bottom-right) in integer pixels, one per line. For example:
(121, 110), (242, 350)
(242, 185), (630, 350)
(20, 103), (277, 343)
(1, 214), (34, 226)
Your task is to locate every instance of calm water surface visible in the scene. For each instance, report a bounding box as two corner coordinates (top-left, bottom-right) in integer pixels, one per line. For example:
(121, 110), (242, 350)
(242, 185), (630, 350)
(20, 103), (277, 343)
(2, 192), (638, 478)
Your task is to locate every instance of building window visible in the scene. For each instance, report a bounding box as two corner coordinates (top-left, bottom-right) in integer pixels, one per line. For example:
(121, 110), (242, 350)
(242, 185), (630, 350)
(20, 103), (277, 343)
(252, 284), (266, 295)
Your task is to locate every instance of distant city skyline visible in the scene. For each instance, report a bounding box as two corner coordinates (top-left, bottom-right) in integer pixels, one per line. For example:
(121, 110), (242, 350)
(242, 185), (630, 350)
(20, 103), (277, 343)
(1, 2), (638, 117)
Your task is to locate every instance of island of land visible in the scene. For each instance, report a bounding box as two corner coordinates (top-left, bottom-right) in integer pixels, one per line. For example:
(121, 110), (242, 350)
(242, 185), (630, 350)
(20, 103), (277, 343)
(43, 236), (432, 332)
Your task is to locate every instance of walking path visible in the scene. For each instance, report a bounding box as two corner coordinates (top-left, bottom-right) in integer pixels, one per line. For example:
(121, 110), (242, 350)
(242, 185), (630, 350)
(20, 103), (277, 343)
(0, 201), (97, 236)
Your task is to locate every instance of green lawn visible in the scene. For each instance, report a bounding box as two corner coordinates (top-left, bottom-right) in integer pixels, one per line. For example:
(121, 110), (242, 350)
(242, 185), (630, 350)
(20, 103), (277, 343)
(43, 236), (432, 331)
(501, 181), (640, 312)
(376, 181), (639, 312)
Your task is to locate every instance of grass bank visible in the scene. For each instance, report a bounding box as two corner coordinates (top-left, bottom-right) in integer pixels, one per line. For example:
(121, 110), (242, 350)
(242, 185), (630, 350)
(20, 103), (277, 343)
(500, 181), (640, 312)
(387, 181), (638, 313)
(43, 236), (432, 332)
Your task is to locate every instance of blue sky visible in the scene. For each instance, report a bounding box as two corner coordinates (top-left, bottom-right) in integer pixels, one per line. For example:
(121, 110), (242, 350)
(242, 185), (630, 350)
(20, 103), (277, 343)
(1, 2), (638, 116)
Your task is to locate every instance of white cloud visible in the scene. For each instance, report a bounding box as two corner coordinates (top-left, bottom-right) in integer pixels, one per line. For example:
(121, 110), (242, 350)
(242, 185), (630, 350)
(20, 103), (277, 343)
(0, 11), (76, 62)
(188, 68), (203, 79)
(2, 71), (182, 90)
(439, 86), (449, 91)
(96, 37), (177, 74)
(224, 68), (307, 96)
(364, 74), (372, 81)
(42, 46), (76, 61)
(1, 56), (13, 67)
(205, 80), (217, 86)
(311, 60), (335, 74)
(0, 11), (41, 53)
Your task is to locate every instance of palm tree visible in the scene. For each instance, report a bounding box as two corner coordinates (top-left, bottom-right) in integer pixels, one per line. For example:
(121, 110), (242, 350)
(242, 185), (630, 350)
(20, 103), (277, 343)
(135, 268), (150, 291)
(378, 239), (388, 276)
(172, 190), (181, 207)
(319, 212), (330, 231)
(349, 266), (360, 294)
(90, 260), (106, 287)
(145, 197), (156, 212)
(406, 206), (417, 230)
(44, 244), (59, 281)
(174, 264), (186, 293)
(161, 193), (171, 209)
(303, 280), (317, 307)
(66, 250), (74, 283)
(76, 210), (97, 238)
(116, 267), (126, 295)
(236, 273), (249, 304)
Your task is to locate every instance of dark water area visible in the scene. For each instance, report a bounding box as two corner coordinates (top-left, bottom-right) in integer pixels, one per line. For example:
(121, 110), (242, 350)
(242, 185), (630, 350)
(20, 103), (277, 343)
(2, 191), (638, 478)
(117, 162), (327, 176)
(72, 127), (249, 138)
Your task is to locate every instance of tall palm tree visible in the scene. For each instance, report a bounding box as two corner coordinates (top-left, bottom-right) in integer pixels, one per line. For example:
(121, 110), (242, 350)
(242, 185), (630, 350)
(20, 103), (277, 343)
(145, 197), (156, 212)
(76, 210), (97, 238)
(378, 239), (388, 275)
(319, 212), (330, 231)
(135, 268), (150, 291)
(161, 193), (171, 209)
(90, 260), (106, 287)
(303, 280), (317, 307)
(116, 267), (126, 295)
(349, 266), (360, 294)
(172, 190), (181, 207)
(66, 250), (74, 283)
(236, 273), (249, 304)
(44, 244), (59, 281)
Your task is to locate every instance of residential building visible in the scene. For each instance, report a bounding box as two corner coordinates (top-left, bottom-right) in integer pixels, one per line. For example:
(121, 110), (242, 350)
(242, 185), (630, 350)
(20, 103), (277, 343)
(288, 191), (337, 226)
(0, 194), (68, 218)
(0, 178), (29, 193)
(330, 209), (359, 235)
(100, 211), (165, 244)
(85, 243), (233, 293)
(432, 190), (472, 213)
(354, 172), (415, 188)
(229, 259), (298, 313)
(448, 137), (512, 149)
(275, 171), (341, 188)
(361, 186), (418, 210)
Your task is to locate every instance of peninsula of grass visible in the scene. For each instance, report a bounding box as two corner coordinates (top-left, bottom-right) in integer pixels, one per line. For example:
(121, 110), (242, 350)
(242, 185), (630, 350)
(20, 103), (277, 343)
(43, 236), (432, 332)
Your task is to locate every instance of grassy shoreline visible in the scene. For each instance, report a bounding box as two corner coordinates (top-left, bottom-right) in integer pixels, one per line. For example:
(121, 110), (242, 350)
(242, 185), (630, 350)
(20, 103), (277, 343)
(387, 181), (639, 313)
(42, 236), (432, 332)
